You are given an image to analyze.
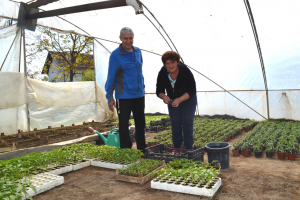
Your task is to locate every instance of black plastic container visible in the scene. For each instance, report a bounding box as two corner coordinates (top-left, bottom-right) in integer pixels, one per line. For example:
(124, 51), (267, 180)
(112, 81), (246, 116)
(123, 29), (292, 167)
(266, 151), (273, 158)
(254, 151), (262, 158)
(145, 144), (204, 163)
(205, 142), (231, 169)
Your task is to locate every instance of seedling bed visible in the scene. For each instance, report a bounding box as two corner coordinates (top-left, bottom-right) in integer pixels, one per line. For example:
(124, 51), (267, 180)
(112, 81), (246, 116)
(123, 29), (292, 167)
(0, 121), (115, 153)
(115, 160), (166, 185)
(145, 144), (204, 163)
(151, 177), (221, 197)
(147, 118), (256, 148)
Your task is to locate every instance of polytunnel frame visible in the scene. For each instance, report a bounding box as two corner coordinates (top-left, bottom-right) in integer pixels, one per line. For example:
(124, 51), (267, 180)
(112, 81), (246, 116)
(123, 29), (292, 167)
(1, 0), (281, 121)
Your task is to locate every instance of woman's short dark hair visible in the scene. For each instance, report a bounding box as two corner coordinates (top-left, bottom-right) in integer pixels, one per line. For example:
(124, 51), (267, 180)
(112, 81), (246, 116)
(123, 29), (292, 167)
(161, 51), (180, 64)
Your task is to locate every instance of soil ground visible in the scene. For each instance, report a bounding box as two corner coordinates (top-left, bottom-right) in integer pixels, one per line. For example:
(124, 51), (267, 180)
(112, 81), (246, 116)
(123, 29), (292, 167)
(34, 131), (300, 200)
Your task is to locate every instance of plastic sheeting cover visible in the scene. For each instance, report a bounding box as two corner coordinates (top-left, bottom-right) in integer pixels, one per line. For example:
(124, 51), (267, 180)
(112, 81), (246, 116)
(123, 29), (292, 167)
(0, 72), (37, 109)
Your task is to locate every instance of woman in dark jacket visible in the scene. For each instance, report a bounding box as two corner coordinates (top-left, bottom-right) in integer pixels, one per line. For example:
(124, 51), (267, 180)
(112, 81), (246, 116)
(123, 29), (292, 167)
(156, 51), (197, 152)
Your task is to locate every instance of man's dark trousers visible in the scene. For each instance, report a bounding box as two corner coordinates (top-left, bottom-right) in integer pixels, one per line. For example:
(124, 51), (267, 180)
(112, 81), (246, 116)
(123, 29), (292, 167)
(116, 96), (146, 152)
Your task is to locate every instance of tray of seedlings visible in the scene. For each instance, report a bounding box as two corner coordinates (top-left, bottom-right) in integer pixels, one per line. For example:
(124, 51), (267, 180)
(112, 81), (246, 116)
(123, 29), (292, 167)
(151, 159), (221, 197)
(87, 145), (143, 169)
(0, 143), (145, 199)
(145, 144), (204, 163)
(116, 159), (166, 185)
(233, 120), (300, 160)
(147, 118), (257, 149)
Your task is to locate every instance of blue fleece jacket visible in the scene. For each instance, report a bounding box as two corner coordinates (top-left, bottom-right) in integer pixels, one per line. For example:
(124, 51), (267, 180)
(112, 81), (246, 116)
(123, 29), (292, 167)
(105, 44), (145, 103)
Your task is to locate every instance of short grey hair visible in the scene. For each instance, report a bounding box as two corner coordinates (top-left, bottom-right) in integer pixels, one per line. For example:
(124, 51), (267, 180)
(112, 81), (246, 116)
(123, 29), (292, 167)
(120, 27), (134, 37)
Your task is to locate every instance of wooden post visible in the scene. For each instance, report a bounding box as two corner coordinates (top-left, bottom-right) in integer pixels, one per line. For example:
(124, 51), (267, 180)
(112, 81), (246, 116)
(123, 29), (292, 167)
(138, 173), (143, 178)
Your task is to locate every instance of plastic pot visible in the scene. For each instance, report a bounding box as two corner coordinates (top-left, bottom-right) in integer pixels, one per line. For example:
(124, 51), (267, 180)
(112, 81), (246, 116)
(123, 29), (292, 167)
(205, 142), (231, 169)
(287, 153), (296, 160)
(254, 151), (262, 158)
(242, 150), (250, 157)
(277, 152), (285, 160)
(232, 149), (239, 156)
(266, 151), (273, 158)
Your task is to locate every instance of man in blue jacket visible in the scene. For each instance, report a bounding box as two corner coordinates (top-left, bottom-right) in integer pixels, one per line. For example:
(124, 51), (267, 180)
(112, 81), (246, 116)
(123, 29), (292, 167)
(105, 27), (146, 152)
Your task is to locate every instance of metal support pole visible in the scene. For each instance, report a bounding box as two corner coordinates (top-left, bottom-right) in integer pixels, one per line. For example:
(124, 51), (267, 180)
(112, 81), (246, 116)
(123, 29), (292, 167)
(16, 29), (23, 133)
(22, 29), (31, 131)
(93, 39), (97, 107)
(243, 0), (270, 120)
(26, 0), (127, 20)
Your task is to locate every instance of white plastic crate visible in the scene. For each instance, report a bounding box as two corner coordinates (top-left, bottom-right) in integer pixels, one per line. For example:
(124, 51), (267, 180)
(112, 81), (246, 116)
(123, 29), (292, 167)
(23, 173), (64, 199)
(151, 177), (221, 197)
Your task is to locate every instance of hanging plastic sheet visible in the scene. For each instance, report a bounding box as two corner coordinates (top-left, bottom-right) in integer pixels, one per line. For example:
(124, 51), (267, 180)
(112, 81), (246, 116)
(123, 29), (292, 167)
(0, 104), (29, 136)
(0, 25), (21, 72)
(268, 90), (300, 120)
(196, 91), (267, 121)
(0, 72), (36, 109)
(0, 0), (19, 20)
(94, 40), (110, 90)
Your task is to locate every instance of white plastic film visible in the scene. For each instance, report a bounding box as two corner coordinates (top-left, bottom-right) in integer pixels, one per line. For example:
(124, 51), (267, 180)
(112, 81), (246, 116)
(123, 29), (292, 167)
(0, 0), (19, 20)
(0, 25), (21, 72)
(196, 91), (267, 121)
(250, 0), (300, 90)
(29, 102), (114, 131)
(94, 40), (110, 90)
(28, 79), (96, 108)
(0, 104), (29, 135)
(144, 94), (168, 114)
(0, 72), (37, 110)
(268, 90), (300, 120)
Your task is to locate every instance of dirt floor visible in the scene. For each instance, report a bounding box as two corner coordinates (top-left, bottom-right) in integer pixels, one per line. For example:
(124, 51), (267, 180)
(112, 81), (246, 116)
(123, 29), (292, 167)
(33, 131), (300, 200)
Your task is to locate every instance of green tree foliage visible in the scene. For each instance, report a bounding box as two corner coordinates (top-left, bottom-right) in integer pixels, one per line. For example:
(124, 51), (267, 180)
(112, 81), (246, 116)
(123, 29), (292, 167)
(26, 27), (94, 82)
(77, 69), (95, 81)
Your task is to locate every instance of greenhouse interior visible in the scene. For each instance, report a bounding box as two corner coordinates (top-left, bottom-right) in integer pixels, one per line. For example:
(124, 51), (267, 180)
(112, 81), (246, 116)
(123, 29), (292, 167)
(0, 0), (300, 199)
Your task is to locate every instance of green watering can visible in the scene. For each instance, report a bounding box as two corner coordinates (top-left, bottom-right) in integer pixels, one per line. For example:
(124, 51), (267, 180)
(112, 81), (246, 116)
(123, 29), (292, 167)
(88, 127), (120, 148)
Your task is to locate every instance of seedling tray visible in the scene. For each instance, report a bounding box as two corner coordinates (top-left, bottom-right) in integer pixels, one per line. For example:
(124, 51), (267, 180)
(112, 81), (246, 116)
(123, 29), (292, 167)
(151, 177), (221, 197)
(91, 160), (133, 169)
(48, 165), (73, 175)
(72, 160), (91, 171)
(24, 173), (64, 199)
(145, 144), (204, 163)
(115, 161), (166, 185)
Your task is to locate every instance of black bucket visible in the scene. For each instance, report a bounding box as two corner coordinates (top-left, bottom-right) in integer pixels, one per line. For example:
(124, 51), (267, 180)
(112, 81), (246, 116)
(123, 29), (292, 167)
(205, 142), (231, 169)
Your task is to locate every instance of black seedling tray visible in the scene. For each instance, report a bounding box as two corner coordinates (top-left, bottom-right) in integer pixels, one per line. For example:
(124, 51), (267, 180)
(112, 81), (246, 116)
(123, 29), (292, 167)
(145, 144), (204, 163)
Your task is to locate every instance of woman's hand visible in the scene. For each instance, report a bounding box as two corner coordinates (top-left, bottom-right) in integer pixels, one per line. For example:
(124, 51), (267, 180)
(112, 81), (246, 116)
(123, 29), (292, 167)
(172, 98), (181, 107)
(163, 95), (171, 104)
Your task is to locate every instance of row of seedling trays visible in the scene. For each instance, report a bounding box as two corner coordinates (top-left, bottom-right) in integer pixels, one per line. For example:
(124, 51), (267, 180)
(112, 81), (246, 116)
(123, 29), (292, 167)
(9, 143), (220, 199)
(24, 158), (141, 199)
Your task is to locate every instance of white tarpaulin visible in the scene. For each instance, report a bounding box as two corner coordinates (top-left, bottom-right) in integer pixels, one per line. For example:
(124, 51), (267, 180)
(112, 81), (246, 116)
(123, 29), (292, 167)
(0, 72), (117, 135)
(29, 79), (96, 108)
(0, 72), (36, 110)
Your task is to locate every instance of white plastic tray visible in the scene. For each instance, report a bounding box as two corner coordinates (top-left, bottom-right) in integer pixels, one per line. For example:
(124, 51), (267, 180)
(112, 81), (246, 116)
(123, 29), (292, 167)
(72, 160), (91, 171)
(23, 173), (64, 199)
(47, 165), (73, 175)
(91, 160), (128, 169)
(151, 178), (221, 197)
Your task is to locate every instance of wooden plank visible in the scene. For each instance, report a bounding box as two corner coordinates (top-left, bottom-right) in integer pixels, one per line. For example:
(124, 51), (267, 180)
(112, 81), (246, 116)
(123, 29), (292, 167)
(116, 161), (166, 185)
